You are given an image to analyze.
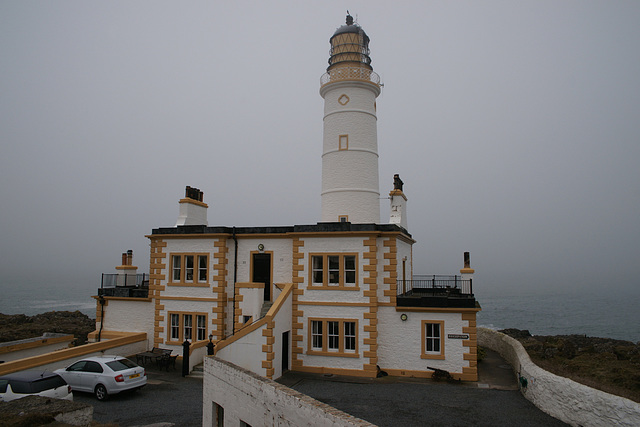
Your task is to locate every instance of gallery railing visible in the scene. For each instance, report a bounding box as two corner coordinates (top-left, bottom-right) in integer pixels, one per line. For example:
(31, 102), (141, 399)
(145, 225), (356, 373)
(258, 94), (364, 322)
(320, 66), (381, 86)
(100, 273), (148, 289)
(397, 275), (472, 296)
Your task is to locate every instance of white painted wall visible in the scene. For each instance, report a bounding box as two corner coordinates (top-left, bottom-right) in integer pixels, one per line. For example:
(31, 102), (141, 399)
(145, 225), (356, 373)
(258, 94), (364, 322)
(203, 356), (375, 427)
(321, 80), (381, 224)
(175, 200), (208, 226)
(215, 323), (267, 377)
(269, 288), (293, 379)
(377, 308), (468, 373)
(98, 299), (155, 349)
(478, 328), (640, 427)
(239, 286), (263, 323)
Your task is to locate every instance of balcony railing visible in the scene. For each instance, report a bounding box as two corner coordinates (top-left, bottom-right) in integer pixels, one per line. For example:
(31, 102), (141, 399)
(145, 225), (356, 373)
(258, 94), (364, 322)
(397, 275), (473, 296)
(320, 67), (381, 86)
(98, 273), (149, 298)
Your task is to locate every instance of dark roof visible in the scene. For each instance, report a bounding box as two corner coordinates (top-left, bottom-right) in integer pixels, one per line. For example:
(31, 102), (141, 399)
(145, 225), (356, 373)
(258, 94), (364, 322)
(151, 222), (411, 238)
(331, 14), (369, 42)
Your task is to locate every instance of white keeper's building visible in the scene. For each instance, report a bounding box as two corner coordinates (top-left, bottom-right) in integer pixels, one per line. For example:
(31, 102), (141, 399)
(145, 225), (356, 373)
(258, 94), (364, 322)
(93, 14), (481, 386)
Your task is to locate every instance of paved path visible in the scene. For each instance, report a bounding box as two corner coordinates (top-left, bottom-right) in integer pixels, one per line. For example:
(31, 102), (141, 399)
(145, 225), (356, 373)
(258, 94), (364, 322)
(74, 350), (566, 426)
(278, 350), (567, 427)
(73, 361), (202, 427)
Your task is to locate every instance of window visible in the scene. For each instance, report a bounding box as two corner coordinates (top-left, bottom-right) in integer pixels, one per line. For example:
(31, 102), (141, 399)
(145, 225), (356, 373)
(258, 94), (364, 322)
(339, 215), (349, 222)
(213, 402), (224, 427)
(308, 319), (358, 356)
(197, 314), (207, 341)
(167, 312), (208, 343)
(421, 320), (445, 359)
(309, 254), (358, 289)
(311, 320), (323, 350)
(169, 253), (209, 285)
(170, 314), (180, 341)
(184, 314), (192, 340)
(339, 134), (348, 150)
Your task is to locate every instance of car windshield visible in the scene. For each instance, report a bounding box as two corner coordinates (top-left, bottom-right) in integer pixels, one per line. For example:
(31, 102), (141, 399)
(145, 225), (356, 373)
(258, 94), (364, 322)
(106, 358), (137, 372)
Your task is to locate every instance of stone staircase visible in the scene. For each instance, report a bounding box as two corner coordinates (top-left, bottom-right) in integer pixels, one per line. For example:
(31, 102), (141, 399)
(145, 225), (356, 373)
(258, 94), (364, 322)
(189, 363), (204, 379)
(260, 301), (273, 319)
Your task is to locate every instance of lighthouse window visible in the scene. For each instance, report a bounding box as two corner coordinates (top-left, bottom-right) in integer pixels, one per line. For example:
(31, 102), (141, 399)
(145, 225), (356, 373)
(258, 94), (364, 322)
(339, 134), (349, 150)
(169, 253), (210, 286)
(308, 318), (359, 356)
(309, 253), (359, 290)
(421, 320), (445, 360)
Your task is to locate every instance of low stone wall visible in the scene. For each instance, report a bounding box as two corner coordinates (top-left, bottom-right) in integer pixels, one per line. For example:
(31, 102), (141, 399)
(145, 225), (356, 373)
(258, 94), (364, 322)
(0, 333), (74, 363)
(0, 331), (147, 375)
(478, 327), (640, 427)
(203, 356), (374, 427)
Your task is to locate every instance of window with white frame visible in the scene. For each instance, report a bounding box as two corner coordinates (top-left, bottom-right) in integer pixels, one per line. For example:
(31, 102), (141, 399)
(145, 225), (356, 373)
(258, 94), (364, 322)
(311, 320), (323, 350)
(197, 314), (207, 341)
(309, 254), (358, 289)
(421, 320), (445, 359)
(169, 253), (209, 285)
(308, 319), (358, 356)
(170, 314), (180, 341)
(167, 312), (208, 343)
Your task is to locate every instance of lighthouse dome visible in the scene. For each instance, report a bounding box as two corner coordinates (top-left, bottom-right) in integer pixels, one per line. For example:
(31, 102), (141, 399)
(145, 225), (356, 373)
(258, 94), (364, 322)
(331, 14), (369, 43)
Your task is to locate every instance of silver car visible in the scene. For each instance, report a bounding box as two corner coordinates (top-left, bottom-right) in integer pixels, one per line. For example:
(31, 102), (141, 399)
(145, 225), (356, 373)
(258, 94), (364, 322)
(0, 371), (73, 402)
(55, 355), (146, 401)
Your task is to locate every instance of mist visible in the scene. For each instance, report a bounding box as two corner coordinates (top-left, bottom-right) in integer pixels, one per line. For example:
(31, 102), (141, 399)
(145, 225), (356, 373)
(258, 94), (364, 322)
(1, 1), (639, 297)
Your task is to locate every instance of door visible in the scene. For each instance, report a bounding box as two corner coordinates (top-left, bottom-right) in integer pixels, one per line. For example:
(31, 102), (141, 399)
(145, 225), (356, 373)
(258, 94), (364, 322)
(281, 331), (290, 373)
(252, 253), (272, 301)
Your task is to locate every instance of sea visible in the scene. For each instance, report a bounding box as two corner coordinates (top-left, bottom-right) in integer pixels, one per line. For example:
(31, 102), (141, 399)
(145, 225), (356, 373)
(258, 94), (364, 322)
(1, 280), (638, 343)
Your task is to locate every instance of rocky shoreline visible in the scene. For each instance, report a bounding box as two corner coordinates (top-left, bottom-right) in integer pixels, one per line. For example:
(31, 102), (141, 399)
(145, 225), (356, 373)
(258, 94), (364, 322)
(0, 311), (95, 346)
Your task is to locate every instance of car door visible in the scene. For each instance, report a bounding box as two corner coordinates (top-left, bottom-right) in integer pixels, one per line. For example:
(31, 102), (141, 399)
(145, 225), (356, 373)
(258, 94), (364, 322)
(63, 361), (87, 391)
(81, 361), (105, 391)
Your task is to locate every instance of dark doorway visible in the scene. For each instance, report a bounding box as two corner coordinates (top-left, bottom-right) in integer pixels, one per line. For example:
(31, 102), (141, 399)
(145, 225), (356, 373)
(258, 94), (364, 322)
(282, 331), (290, 373)
(252, 253), (271, 301)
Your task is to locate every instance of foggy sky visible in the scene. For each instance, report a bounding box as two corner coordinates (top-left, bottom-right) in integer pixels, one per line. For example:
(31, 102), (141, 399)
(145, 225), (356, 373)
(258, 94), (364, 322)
(1, 1), (639, 295)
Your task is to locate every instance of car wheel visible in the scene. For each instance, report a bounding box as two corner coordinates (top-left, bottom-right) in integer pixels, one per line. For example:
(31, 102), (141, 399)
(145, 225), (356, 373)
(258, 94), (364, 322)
(95, 384), (109, 401)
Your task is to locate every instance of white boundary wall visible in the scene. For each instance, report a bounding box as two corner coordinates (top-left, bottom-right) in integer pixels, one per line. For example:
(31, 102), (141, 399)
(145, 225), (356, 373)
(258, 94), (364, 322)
(478, 328), (640, 427)
(203, 356), (375, 427)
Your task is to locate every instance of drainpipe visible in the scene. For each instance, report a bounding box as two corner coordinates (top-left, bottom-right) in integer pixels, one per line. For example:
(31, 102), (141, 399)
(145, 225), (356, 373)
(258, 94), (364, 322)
(97, 295), (105, 342)
(232, 227), (238, 336)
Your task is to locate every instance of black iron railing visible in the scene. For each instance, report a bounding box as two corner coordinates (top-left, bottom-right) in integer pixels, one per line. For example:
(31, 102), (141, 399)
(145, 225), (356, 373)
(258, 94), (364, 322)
(397, 275), (473, 296)
(100, 273), (148, 289)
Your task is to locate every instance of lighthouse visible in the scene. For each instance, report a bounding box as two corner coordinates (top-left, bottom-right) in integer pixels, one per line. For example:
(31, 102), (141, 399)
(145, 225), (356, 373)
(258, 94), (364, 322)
(320, 14), (382, 224)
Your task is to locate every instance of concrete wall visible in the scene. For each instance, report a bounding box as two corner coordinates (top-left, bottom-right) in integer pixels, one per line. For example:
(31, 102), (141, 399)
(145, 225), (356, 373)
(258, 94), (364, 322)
(478, 328), (640, 427)
(203, 356), (375, 427)
(0, 334), (74, 363)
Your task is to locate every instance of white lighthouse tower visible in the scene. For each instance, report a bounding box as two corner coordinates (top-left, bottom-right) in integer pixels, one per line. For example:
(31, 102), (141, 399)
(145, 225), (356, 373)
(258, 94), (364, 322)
(320, 14), (382, 224)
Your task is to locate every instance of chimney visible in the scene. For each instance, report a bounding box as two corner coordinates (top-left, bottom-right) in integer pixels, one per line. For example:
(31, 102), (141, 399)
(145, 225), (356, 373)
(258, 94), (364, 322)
(389, 174), (408, 230)
(126, 249), (133, 266)
(460, 251), (475, 275)
(175, 186), (209, 226)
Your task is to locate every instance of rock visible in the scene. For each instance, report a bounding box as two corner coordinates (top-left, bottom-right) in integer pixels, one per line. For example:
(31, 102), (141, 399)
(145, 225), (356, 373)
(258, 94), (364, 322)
(0, 311), (95, 345)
